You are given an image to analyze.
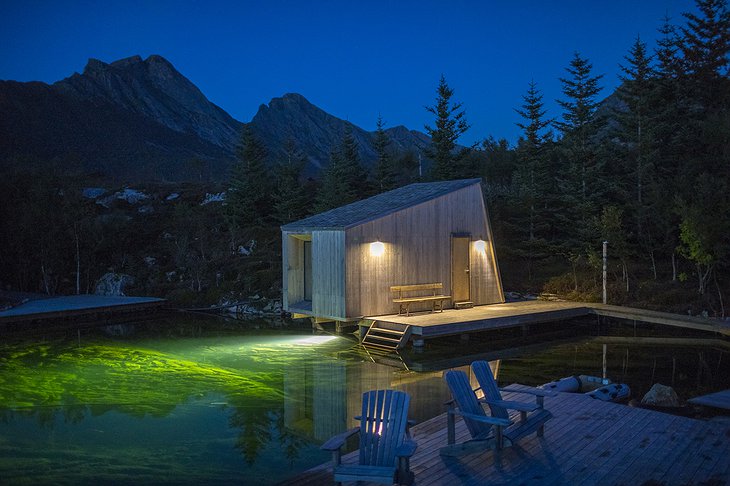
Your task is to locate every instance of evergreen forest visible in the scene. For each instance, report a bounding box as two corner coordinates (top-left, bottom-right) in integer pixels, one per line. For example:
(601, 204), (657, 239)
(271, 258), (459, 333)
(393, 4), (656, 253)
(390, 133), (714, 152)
(1, 0), (728, 317)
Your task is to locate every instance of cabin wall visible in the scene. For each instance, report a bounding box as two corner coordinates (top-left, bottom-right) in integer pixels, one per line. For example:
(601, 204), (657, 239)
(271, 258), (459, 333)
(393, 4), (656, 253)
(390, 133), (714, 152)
(345, 184), (503, 317)
(311, 230), (346, 319)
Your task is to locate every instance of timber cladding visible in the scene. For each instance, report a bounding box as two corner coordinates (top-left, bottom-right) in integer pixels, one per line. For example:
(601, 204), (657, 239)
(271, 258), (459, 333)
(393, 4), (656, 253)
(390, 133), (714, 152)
(281, 179), (504, 321)
(312, 231), (346, 319)
(345, 184), (502, 317)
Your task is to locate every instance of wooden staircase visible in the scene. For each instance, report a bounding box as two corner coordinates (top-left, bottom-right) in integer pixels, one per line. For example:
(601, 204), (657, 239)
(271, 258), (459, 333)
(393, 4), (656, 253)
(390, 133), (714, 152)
(361, 321), (411, 351)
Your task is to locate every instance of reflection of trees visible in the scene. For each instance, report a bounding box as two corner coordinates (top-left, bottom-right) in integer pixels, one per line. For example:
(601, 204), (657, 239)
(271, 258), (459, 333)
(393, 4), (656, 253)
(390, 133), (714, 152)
(229, 401), (276, 465)
(275, 411), (309, 467)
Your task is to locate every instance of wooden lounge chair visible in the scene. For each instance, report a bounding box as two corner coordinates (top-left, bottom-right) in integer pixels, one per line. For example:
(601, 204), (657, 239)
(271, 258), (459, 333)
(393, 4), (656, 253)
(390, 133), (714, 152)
(471, 360), (554, 444)
(321, 389), (417, 485)
(441, 366), (554, 456)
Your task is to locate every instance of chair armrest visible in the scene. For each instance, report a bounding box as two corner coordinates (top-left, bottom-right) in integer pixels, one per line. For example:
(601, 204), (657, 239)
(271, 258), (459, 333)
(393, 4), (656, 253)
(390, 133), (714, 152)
(451, 408), (512, 427)
(500, 385), (557, 397)
(395, 439), (418, 458)
(483, 398), (539, 413)
(320, 427), (359, 451)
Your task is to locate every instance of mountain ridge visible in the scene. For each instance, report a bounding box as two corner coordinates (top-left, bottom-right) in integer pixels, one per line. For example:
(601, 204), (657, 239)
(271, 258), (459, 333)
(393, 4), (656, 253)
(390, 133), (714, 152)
(0, 55), (430, 181)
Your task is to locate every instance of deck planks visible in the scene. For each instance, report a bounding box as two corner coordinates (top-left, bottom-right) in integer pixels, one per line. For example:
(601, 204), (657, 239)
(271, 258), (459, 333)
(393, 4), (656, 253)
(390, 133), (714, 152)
(688, 389), (730, 410)
(282, 388), (730, 486)
(0, 294), (166, 326)
(366, 300), (730, 341)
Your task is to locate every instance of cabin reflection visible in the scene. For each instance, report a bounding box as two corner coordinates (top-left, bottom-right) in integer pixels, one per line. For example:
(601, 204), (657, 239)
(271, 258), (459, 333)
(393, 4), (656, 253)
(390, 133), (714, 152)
(283, 358), (501, 441)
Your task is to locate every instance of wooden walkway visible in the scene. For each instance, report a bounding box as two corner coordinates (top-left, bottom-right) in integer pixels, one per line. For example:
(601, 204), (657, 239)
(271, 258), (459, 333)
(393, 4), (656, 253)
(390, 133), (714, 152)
(689, 389), (730, 410)
(284, 387), (730, 485)
(0, 295), (166, 328)
(364, 301), (730, 342)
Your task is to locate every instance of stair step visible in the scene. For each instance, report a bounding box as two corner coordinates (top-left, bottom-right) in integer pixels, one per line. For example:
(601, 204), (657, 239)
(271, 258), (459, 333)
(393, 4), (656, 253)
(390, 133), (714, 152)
(370, 327), (405, 335)
(365, 335), (401, 343)
(454, 301), (474, 309)
(362, 342), (399, 351)
(362, 322), (410, 352)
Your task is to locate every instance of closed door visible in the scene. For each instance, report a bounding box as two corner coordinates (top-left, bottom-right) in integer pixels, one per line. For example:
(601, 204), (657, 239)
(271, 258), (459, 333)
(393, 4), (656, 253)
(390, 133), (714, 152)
(451, 236), (470, 302)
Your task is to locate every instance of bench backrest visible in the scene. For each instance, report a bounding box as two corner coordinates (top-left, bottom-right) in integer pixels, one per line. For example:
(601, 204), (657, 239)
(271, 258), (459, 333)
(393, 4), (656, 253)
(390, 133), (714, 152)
(390, 283), (443, 293)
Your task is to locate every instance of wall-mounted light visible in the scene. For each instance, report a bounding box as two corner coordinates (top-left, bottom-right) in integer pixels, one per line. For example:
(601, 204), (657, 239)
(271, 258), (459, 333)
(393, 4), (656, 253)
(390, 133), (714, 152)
(474, 239), (487, 253)
(370, 240), (385, 257)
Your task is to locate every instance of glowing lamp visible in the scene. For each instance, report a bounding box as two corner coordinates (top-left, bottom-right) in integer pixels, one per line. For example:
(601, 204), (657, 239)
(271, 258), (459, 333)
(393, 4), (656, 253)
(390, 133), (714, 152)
(370, 241), (385, 256)
(474, 239), (487, 253)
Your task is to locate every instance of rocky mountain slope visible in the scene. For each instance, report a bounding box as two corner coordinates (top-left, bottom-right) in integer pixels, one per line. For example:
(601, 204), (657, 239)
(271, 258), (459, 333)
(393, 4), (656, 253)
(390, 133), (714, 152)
(0, 55), (430, 181)
(251, 93), (429, 174)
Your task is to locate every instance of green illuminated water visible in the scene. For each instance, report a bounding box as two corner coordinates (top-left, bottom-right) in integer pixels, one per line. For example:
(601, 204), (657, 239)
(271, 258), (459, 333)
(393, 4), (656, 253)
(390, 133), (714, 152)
(0, 315), (727, 485)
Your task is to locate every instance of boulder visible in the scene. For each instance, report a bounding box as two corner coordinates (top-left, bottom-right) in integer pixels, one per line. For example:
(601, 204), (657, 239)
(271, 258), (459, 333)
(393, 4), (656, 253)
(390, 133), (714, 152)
(95, 273), (134, 296)
(641, 383), (681, 408)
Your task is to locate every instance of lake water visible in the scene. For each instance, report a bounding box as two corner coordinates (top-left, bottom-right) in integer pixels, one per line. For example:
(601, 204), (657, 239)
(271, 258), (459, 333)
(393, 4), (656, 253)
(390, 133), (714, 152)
(0, 314), (727, 484)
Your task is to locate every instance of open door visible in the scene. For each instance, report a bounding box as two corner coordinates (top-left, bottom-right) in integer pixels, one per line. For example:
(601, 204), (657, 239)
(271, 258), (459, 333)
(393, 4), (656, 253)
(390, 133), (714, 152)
(303, 240), (312, 301)
(451, 235), (471, 304)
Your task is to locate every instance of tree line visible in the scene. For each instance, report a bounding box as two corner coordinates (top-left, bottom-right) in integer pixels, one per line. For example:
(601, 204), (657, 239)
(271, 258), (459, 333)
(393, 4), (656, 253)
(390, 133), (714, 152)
(1, 0), (727, 315)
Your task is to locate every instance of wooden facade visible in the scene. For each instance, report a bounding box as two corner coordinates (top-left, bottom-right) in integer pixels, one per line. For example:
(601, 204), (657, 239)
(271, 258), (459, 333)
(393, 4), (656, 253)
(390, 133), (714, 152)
(282, 179), (504, 321)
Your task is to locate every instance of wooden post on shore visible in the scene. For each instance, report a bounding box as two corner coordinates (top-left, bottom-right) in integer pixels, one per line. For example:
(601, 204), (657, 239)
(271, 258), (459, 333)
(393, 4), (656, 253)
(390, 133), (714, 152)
(602, 241), (608, 305)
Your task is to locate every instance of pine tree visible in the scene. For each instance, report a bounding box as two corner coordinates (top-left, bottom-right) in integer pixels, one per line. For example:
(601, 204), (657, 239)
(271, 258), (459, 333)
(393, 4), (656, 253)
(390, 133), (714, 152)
(510, 81), (555, 281)
(615, 37), (654, 243)
(680, 0), (730, 88)
(226, 125), (272, 236)
(273, 139), (310, 224)
(678, 0), (730, 176)
(373, 115), (397, 193)
(338, 124), (371, 199)
(314, 147), (350, 213)
(554, 52), (605, 255)
(673, 0), (730, 293)
(648, 15), (687, 279)
(425, 75), (470, 180)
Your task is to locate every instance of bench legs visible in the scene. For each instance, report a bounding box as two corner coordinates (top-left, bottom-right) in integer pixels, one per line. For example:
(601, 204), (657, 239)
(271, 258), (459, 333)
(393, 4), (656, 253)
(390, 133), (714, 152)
(398, 303), (411, 316)
(432, 299), (445, 313)
(397, 299), (446, 316)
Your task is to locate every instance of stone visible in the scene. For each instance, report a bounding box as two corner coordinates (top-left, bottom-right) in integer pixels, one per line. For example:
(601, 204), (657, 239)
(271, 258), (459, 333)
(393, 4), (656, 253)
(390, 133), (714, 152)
(641, 383), (681, 408)
(95, 273), (134, 296)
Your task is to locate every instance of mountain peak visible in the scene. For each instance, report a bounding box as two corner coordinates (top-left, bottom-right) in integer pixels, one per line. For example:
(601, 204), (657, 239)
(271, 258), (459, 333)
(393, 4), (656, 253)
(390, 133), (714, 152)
(82, 58), (109, 76)
(109, 55), (144, 68)
(281, 92), (309, 102)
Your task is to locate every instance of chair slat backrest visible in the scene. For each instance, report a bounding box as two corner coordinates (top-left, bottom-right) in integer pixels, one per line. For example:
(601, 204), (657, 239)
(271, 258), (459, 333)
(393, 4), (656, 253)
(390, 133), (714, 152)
(444, 370), (493, 440)
(359, 390), (410, 467)
(471, 360), (509, 420)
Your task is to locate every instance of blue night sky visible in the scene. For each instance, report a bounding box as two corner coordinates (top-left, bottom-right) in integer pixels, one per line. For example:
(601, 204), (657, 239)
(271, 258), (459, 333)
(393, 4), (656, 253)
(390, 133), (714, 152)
(1, 0), (698, 145)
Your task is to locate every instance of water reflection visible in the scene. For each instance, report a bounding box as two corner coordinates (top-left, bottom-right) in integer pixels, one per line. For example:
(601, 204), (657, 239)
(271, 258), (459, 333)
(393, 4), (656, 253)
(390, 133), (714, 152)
(0, 318), (455, 483)
(0, 316), (727, 484)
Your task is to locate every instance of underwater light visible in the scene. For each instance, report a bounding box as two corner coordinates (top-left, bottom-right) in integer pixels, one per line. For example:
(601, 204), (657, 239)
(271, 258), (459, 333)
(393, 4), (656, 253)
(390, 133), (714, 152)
(293, 336), (339, 345)
(370, 240), (385, 256)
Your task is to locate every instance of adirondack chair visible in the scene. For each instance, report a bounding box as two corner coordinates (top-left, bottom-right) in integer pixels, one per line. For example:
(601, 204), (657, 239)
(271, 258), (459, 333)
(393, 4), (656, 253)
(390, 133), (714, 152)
(441, 367), (554, 456)
(471, 360), (554, 444)
(321, 390), (417, 485)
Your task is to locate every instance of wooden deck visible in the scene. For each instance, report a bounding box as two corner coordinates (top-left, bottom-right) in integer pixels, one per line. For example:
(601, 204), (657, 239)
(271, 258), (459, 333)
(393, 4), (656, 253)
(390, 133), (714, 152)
(689, 389), (730, 410)
(365, 300), (730, 341)
(284, 387), (730, 485)
(0, 294), (166, 328)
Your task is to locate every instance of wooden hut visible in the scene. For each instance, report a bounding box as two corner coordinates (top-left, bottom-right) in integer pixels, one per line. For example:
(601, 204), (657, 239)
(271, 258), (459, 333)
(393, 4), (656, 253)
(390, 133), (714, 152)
(281, 178), (503, 323)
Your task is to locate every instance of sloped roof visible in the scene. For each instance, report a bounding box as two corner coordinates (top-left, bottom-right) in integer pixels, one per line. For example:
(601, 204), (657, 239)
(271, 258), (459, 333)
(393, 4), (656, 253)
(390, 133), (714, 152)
(281, 178), (482, 231)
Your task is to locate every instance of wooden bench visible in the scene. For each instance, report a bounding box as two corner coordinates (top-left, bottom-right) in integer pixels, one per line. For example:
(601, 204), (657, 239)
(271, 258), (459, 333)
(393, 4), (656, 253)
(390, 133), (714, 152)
(391, 283), (451, 316)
